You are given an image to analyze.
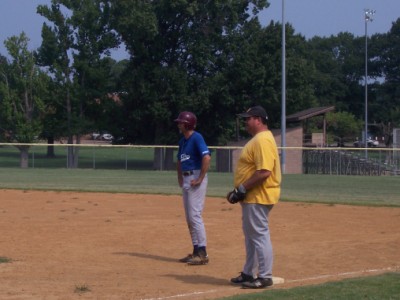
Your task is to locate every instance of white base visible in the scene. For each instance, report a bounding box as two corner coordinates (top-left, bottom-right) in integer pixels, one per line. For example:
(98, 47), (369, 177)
(272, 276), (285, 284)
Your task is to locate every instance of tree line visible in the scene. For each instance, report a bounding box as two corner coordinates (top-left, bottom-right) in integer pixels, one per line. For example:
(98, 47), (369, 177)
(0, 0), (399, 167)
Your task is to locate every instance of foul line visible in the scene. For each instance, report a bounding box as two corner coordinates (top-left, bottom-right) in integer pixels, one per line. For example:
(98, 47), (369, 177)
(141, 266), (400, 300)
(140, 289), (224, 300)
(286, 266), (400, 283)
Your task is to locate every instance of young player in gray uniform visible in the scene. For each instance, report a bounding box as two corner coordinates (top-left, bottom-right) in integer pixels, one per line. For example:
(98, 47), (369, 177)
(227, 106), (281, 288)
(175, 111), (211, 265)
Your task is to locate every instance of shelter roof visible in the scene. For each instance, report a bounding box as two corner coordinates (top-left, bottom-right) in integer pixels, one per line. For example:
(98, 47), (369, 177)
(286, 106), (335, 123)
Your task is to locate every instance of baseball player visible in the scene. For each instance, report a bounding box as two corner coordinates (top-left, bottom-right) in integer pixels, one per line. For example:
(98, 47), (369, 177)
(175, 111), (211, 265)
(227, 105), (281, 288)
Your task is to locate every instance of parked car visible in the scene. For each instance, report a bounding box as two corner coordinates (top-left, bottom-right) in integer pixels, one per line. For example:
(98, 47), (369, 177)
(353, 138), (379, 147)
(101, 133), (114, 141)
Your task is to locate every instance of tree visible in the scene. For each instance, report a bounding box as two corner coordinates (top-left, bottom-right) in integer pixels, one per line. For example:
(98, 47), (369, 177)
(220, 19), (319, 139)
(261, 21), (318, 126)
(0, 33), (48, 167)
(306, 33), (366, 115)
(37, 1), (76, 165)
(374, 18), (400, 134)
(326, 112), (361, 145)
(37, 0), (119, 167)
(109, 0), (270, 145)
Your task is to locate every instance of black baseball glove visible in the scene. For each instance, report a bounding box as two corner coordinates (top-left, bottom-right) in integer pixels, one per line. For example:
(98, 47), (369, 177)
(226, 184), (246, 204)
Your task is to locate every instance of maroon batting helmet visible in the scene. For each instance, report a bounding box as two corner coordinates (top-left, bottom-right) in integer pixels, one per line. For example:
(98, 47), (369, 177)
(174, 111), (197, 130)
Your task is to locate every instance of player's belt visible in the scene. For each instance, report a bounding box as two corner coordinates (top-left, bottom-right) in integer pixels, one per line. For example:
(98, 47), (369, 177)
(182, 170), (194, 176)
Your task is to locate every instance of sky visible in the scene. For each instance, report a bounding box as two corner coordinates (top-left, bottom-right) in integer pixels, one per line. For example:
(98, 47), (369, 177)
(0, 0), (399, 60)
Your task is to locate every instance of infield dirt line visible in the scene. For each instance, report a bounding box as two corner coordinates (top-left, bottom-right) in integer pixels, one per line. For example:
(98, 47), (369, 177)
(140, 266), (400, 300)
(141, 289), (220, 300)
(139, 276), (284, 300)
(286, 265), (400, 283)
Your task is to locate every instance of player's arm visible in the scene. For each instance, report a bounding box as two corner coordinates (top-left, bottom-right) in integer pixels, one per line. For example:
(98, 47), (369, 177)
(241, 169), (271, 190)
(199, 154), (211, 180)
(190, 154), (211, 186)
(177, 160), (183, 187)
(241, 142), (273, 190)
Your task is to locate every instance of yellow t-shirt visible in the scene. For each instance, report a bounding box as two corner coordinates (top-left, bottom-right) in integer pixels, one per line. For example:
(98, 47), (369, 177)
(234, 130), (281, 205)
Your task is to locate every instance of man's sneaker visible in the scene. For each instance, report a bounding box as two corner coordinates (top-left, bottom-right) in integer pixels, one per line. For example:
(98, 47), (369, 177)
(179, 254), (196, 263)
(241, 277), (273, 289)
(230, 272), (254, 284)
(187, 250), (209, 265)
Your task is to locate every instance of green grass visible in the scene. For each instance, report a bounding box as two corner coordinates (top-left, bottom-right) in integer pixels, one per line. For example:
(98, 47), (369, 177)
(0, 257), (11, 263)
(0, 168), (182, 194)
(281, 174), (400, 206)
(221, 272), (400, 300)
(0, 145), (157, 170)
(0, 168), (399, 206)
(0, 145), (221, 171)
(74, 284), (91, 294)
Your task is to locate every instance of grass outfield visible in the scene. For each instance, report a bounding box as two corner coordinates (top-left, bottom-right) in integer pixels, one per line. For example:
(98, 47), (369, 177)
(0, 168), (399, 300)
(0, 168), (399, 206)
(221, 272), (400, 300)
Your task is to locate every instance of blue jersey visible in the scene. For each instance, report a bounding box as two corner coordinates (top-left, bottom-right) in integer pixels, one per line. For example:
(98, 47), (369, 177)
(177, 131), (210, 171)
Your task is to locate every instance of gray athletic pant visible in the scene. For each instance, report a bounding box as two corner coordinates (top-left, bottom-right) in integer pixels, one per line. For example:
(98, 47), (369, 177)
(182, 170), (208, 247)
(241, 203), (274, 279)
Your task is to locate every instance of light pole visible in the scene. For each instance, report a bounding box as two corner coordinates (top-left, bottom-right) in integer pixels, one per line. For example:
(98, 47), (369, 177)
(364, 9), (375, 159)
(281, 0), (286, 173)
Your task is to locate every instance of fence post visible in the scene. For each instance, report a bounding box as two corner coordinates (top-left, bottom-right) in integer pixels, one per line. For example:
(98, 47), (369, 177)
(92, 147), (96, 169)
(125, 149), (128, 170)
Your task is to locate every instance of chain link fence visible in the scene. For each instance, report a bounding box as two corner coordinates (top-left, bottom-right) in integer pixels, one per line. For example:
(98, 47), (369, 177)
(1, 143), (399, 175)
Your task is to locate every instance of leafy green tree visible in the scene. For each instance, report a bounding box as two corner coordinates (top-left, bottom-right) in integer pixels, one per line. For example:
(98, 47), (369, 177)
(326, 111), (362, 145)
(39, 79), (68, 157)
(306, 33), (366, 115)
(303, 31), (392, 145)
(68, 0), (119, 134)
(373, 18), (400, 139)
(37, 1), (76, 165)
(260, 21), (318, 126)
(0, 33), (48, 167)
(37, 0), (119, 167)
(212, 19), (316, 141)
(109, 0), (269, 145)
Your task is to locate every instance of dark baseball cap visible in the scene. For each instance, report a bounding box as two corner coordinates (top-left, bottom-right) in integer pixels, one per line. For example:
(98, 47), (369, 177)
(237, 106), (268, 120)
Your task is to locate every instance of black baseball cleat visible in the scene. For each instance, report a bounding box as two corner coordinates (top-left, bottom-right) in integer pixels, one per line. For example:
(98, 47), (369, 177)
(186, 249), (209, 265)
(179, 254), (196, 263)
(186, 255), (209, 265)
(241, 277), (273, 289)
(230, 272), (254, 284)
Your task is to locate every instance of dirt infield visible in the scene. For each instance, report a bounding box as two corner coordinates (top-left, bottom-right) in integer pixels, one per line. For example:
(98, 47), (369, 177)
(1, 189), (399, 300)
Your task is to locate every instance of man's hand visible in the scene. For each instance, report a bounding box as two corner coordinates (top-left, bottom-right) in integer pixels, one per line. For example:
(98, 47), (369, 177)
(190, 178), (202, 186)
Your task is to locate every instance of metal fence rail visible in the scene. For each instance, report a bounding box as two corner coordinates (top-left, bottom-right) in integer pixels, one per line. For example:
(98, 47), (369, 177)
(1, 143), (399, 175)
(303, 148), (399, 176)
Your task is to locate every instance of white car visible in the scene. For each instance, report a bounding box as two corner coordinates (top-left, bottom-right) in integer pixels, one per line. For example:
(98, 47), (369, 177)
(353, 138), (379, 147)
(101, 133), (114, 141)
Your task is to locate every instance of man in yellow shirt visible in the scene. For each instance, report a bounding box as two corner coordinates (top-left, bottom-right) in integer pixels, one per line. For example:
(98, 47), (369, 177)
(227, 105), (281, 289)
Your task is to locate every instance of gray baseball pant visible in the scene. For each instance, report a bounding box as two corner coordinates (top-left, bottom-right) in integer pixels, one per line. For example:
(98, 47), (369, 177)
(182, 170), (208, 247)
(242, 203), (274, 279)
